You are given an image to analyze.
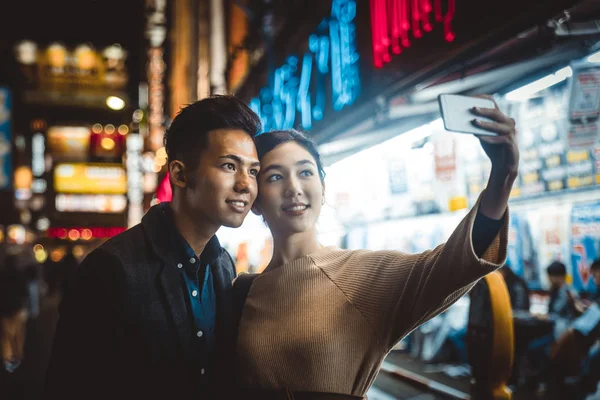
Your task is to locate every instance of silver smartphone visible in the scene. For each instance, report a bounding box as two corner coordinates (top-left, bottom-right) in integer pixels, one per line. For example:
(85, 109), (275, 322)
(438, 94), (498, 136)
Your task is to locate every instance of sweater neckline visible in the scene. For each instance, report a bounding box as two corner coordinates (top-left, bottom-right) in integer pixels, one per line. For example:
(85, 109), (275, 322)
(262, 246), (339, 274)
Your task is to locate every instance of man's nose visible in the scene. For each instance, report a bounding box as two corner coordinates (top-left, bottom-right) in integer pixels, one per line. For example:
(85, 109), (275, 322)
(234, 171), (252, 193)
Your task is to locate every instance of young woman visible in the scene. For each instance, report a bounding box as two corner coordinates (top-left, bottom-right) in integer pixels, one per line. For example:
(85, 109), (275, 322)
(236, 98), (518, 399)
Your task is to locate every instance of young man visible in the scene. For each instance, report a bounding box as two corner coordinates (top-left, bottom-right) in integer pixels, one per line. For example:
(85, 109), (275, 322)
(546, 261), (577, 321)
(45, 96), (262, 400)
(591, 260), (600, 303)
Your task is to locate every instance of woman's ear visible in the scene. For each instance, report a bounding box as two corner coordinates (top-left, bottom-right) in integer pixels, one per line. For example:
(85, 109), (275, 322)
(169, 160), (187, 189)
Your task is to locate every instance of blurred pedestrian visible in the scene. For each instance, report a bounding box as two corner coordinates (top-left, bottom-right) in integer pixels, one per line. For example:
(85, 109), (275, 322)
(546, 261), (578, 327)
(0, 252), (30, 398)
(499, 264), (530, 311)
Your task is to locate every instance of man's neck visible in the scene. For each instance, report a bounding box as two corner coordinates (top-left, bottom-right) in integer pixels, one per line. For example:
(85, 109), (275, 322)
(268, 228), (321, 270)
(169, 203), (218, 256)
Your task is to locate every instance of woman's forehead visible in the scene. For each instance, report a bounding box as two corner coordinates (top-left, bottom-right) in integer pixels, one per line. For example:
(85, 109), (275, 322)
(262, 142), (314, 165)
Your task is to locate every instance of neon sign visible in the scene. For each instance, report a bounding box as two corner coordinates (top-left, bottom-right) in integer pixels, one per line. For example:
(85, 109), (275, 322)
(250, 0), (360, 132)
(370, 0), (455, 68)
(47, 227), (126, 239)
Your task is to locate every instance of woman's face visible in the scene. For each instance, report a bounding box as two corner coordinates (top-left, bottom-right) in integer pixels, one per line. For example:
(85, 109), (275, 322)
(255, 142), (324, 236)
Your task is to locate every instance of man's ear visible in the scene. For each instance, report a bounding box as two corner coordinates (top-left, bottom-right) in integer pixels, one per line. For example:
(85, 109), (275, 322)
(168, 160), (187, 189)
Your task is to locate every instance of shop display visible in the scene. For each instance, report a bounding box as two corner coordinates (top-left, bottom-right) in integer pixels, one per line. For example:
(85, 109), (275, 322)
(47, 126), (90, 160)
(570, 201), (600, 293)
(535, 205), (571, 288)
(54, 163), (127, 194)
(217, 51), (600, 298)
(568, 62), (600, 122)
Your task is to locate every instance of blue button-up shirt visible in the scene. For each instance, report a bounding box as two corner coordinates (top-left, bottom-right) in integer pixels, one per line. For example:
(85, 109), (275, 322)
(160, 203), (217, 378)
(179, 240), (216, 353)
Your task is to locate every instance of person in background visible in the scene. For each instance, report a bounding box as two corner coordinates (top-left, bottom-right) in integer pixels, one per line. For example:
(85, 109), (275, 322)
(499, 264), (530, 311)
(590, 260), (600, 304)
(577, 259), (600, 397)
(546, 261), (578, 323)
(525, 261), (578, 394)
(44, 253), (77, 301)
(0, 252), (30, 398)
(45, 95), (262, 400)
(14, 253), (81, 400)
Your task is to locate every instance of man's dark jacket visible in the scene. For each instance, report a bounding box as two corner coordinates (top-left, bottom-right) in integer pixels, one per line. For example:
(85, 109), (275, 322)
(44, 205), (237, 399)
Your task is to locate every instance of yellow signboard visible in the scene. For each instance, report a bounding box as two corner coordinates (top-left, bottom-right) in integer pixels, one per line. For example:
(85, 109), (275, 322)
(47, 126), (91, 160)
(54, 163), (127, 194)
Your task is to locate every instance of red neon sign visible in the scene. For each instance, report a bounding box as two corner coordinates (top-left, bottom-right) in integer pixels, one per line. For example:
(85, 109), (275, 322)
(370, 0), (455, 68)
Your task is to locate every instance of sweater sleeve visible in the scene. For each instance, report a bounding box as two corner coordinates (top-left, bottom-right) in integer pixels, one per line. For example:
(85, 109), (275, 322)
(312, 193), (508, 351)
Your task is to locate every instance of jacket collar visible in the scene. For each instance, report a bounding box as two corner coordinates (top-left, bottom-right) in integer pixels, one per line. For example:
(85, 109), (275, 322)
(142, 203), (223, 265)
(141, 203), (236, 355)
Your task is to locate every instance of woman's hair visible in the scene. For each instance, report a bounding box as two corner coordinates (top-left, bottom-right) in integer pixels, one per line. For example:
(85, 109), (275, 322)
(254, 129), (326, 182)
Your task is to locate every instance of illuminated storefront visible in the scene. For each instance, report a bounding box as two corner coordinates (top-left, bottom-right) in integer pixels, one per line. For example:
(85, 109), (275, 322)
(223, 0), (599, 289)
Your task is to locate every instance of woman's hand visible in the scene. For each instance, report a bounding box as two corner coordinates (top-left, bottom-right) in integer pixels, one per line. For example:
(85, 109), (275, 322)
(472, 96), (519, 180)
(472, 95), (519, 220)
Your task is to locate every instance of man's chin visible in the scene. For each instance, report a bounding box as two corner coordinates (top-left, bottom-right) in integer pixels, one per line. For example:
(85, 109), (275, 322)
(221, 216), (246, 228)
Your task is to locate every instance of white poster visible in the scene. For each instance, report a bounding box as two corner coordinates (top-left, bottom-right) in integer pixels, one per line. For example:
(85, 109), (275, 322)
(569, 62), (600, 122)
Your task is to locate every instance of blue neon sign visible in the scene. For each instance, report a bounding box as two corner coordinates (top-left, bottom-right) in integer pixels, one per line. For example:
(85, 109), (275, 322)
(251, 0), (360, 132)
(0, 87), (11, 190)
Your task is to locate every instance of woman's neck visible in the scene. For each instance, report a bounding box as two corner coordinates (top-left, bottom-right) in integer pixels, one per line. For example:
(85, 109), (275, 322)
(268, 228), (322, 269)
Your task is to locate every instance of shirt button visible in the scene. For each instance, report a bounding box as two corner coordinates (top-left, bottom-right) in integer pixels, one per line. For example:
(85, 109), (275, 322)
(189, 257), (196, 263)
(197, 330), (203, 338)
(192, 290), (198, 297)
(201, 368), (205, 375)
(177, 263), (183, 269)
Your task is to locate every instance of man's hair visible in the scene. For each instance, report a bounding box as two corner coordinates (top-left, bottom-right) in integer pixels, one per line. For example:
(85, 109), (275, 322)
(254, 129), (326, 182)
(547, 261), (567, 277)
(164, 95), (262, 172)
(591, 259), (600, 272)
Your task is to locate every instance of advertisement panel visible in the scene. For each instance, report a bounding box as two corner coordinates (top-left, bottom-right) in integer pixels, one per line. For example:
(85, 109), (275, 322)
(506, 213), (525, 278)
(570, 201), (600, 292)
(54, 163), (127, 194)
(0, 87), (11, 189)
(534, 205), (571, 289)
(55, 194), (127, 213)
(47, 126), (91, 160)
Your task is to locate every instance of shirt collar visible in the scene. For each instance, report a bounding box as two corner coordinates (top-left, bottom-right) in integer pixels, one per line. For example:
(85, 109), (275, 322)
(157, 202), (223, 264)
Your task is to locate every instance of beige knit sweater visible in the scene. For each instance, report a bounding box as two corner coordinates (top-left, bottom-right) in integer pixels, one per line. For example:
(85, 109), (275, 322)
(236, 201), (509, 396)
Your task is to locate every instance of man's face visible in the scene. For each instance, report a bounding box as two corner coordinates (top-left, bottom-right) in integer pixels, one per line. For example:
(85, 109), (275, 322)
(592, 269), (600, 286)
(548, 275), (565, 289)
(181, 129), (259, 230)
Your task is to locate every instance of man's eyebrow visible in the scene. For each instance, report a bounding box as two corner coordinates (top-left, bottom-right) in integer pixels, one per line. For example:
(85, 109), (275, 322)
(218, 154), (260, 167)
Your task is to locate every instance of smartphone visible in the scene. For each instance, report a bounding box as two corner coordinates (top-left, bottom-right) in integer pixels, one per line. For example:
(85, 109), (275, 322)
(438, 94), (498, 136)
